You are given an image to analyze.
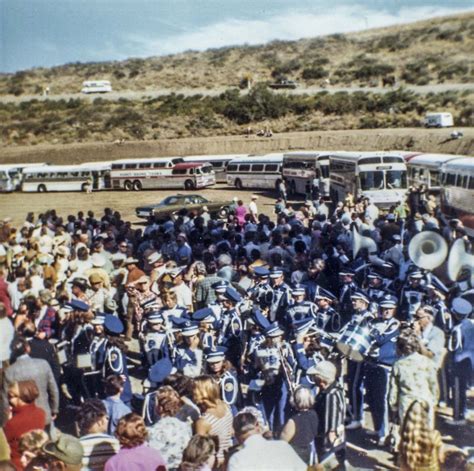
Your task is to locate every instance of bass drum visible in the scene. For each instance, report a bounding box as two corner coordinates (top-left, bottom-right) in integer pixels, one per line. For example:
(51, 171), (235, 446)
(336, 323), (373, 362)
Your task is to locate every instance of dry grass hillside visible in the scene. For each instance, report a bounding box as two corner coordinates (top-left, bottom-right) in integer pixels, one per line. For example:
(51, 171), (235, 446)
(2, 12), (473, 95)
(0, 12), (473, 147)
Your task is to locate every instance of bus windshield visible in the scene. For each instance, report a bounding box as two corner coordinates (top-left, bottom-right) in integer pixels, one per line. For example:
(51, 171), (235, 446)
(320, 165), (330, 179)
(386, 170), (407, 189)
(359, 171), (384, 191)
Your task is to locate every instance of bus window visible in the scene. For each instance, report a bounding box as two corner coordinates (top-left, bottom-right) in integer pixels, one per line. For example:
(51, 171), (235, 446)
(359, 171), (384, 190)
(201, 166), (212, 174)
(386, 170), (407, 189)
(252, 164), (264, 172)
(172, 169), (186, 175)
(212, 162), (223, 168)
(462, 175), (468, 188)
(239, 164), (251, 172)
(112, 164), (123, 170)
(320, 166), (330, 179)
(265, 164), (278, 172)
(382, 156), (403, 163)
(153, 162), (166, 168)
(359, 157), (381, 165)
(227, 164), (237, 172)
(429, 171), (440, 187)
(125, 164), (137, 169)
(446, 173), (456, 185)
(139, 163), (152, 169)
(469, 178), (474, 190)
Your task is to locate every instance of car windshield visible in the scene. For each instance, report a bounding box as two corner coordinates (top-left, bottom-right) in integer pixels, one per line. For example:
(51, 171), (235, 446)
(386, 170), (407, 189)
(161, 196), (180, 205)
(359, 171), (384, 191)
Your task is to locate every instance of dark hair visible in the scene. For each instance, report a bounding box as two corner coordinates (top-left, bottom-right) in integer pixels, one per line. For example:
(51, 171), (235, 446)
(76, 399), (107, 435)
(10, 337), (30, 362)
(163, 373), (194, 398)
(104, 375), (124, 397)
(233, 412), (258, 436)
(396, 331), (421, 356)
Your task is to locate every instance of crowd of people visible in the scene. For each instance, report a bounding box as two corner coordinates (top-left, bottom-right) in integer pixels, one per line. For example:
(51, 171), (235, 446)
(0, 189), (472, 471)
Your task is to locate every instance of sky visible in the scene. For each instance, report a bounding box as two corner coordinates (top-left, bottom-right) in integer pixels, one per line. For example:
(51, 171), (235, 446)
(1, 0), (473, 73)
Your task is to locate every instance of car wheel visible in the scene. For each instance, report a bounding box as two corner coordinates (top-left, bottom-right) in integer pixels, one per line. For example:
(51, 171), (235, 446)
(133, 180), (142, 191)
(184, 180), (195, 190)
(124, 180), (133, 191)
(38, 184), (47, 193)
(235, 179), (243, 190)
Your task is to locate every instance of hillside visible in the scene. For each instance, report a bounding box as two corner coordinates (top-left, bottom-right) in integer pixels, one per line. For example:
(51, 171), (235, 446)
(2, 12), (473, 95)
(0, 12), (473, 147)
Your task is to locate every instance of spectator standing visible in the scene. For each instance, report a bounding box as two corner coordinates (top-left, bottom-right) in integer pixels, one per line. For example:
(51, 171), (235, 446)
(104, 413), (167, 471)
(280, 386), (319, 465)
(4, 380), (46, 470)
(147, 386), (193, 470)
(398, 400), (444, 471)
(0, 303), (14, 386)
(389, 331), (439, 427)
(227, 412), (306, 471)
(77, 399), (120, 471)
(235, 200), (248, 226)
(2, 337), (59, 428)
(249, 195), (259, 222)
(193, 376), (234, 467)
(102, 375), (131, 436)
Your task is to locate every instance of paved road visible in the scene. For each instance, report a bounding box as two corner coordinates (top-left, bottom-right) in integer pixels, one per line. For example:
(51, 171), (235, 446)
(1, 82), (473, 104)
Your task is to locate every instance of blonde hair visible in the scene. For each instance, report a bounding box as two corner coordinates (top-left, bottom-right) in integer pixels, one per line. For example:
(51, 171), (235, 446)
(18, 429), (49, 454)
(399, 400), (438, 469)
(192, 375), (222, 412)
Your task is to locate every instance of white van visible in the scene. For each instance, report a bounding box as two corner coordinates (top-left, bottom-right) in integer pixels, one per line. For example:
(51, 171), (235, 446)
(424, 112), (453, 128)
(81, 80), (112, 94)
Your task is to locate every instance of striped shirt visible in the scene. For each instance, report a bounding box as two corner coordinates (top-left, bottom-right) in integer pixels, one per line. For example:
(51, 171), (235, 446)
(202, 405), (234, 462)
(80, 433), (120, 471)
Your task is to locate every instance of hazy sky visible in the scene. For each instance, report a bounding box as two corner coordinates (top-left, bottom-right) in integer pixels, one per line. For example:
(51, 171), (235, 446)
(1, 0), (473, 72)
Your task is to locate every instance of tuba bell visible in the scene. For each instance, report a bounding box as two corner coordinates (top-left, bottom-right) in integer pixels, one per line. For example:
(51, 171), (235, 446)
(353, 226), (377, 259)
(447, 238), (474, 285)
(408, 231), (448, 271)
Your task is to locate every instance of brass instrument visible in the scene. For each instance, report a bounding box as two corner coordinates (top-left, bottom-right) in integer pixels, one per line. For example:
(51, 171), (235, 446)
(278, 345), (297, 394)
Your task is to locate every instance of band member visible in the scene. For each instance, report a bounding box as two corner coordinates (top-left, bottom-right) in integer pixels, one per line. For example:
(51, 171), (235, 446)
(399, 270), (427, 321)
(344, 291), (374, 429)
(448, 297), (474, 425)
(337, 269), (358, 327)
(269, 267), (291, 324)
(174, 321), (203, 378)
(140, 311), (170, 367)
(364, 295), (400, 445)
(254, 322), (295, 434)
(204, 347), (240, 411)
(248, 266), (274, 313)
(286, 285), (317, 326)
(314, 287), (340, 334)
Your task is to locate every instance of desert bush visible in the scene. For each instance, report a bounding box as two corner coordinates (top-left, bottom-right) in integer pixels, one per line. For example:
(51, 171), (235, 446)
(271, 59), (301, 78)
(373, 33), (410, 52)
(438, 63), (469, 80)
(113, 69), (126, 80)
(302, 67), (328, 80)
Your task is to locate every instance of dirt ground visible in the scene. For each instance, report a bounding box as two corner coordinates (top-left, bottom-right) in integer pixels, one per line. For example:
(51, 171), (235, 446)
(0, 185), (281, 228)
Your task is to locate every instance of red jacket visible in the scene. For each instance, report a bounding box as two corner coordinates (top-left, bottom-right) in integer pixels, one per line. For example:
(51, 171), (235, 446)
(0, 278), (13, 317)
(4, 403), (46, 470)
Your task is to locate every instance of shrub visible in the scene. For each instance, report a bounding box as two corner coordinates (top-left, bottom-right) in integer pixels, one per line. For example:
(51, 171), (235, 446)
(302, 67), (328, 80)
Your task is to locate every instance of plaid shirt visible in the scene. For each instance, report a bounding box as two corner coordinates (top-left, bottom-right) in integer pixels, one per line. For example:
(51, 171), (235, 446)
(36, 306), (57, 339)
(194, 275), (223, 309)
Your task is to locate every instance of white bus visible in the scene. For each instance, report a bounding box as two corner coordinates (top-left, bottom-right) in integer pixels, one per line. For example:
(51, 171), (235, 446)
(226, 154), (283, 190)
(329, 152), (408, 208)
(182, 154), (248, 183)
(406, 153), (459, 192)
(110, 157), (215, 190)
(440, 157), (474, 237)
(81, 80), (112, 94)
(22, 164), (110, 192)
(0, 163), (48, 192)
(282, 151), (331, 197)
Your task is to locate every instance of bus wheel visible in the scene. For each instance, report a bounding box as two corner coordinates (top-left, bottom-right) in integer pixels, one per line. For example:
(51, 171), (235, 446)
(38, 184), (47, 193)
(133, 180), (142, 191)
(81, 183), (88, 192)
(184, 180), (195, 190)
(235, 179), (243, 190)
(124, 180), (133, 191)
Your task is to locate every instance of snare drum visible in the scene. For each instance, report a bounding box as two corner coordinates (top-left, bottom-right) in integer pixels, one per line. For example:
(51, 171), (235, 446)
(75, 353), (93, 369)
(51, 339), (70, 366)
(336, 323), (372, 362)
